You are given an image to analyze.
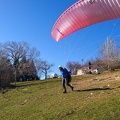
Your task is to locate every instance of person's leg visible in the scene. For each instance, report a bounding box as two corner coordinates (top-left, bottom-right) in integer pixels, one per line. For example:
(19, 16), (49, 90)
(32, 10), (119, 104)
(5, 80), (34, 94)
(62, 78), (66, 93)
(65, 78), (74, 91)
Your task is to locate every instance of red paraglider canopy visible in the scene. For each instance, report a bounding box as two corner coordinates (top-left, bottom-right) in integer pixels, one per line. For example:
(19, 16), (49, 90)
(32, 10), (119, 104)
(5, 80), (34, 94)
(52, 0), (120, 42)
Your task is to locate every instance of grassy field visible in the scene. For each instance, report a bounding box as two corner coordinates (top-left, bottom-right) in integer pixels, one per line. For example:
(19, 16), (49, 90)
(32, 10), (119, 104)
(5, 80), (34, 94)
(0, 71), (120, 120)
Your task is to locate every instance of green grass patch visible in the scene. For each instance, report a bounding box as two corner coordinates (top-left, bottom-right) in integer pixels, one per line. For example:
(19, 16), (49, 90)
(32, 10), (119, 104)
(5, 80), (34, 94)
(0, 71), (120, 120)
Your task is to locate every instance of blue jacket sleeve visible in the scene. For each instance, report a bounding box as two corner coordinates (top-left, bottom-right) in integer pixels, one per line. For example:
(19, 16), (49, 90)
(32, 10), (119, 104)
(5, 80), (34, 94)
(61, 68), (69, 78)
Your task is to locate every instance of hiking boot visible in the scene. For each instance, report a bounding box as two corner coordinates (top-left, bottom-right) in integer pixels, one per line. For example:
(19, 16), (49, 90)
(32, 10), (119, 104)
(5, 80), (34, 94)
(63, 91), (67, 93)
(71, 86), (74, 91)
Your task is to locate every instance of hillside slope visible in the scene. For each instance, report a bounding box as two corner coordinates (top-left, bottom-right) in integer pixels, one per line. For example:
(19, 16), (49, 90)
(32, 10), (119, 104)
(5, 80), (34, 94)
(0, 71), (120, 120)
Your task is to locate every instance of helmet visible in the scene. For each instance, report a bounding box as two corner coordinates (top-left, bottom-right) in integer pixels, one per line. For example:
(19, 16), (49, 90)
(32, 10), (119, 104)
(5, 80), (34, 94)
(58, 65), (62, 68)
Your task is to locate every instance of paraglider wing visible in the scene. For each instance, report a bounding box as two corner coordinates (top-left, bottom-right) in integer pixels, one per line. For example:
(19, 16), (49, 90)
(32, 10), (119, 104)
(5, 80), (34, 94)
(52, 0), (120, 42)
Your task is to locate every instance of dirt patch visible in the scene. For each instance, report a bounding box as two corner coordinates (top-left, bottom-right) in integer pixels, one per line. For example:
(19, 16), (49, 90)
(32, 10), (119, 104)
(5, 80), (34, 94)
(73, 71), (120, 91)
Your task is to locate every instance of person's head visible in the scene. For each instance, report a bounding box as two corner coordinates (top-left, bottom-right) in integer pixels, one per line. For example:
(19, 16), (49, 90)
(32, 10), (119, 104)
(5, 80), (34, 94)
(58, 65), (63, 70)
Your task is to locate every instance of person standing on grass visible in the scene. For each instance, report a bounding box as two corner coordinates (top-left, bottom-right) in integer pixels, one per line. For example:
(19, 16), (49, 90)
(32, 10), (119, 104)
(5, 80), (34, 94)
(58, 65), (74, 93)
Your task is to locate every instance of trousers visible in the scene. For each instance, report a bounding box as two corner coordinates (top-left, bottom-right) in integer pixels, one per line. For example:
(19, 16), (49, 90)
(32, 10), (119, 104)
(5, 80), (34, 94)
(62, 77), (72, 92)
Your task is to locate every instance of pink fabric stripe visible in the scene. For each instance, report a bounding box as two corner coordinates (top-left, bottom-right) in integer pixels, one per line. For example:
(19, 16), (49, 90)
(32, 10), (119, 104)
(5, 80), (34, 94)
(52, 0), (120, 41)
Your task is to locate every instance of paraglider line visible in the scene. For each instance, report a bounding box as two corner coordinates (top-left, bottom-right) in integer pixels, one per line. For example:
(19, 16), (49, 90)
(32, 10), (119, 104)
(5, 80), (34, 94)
(56, 28), (64, 36)
(109, 20), (120, 37)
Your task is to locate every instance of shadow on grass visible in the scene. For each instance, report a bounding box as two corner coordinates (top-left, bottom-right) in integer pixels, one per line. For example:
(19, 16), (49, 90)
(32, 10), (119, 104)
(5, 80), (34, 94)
(0, 82), (43, 94)
(9, 79), (60, 88)
(75, 87), (113, 92)
(1, 79), (61, 94)
(7, 82), (39, 89)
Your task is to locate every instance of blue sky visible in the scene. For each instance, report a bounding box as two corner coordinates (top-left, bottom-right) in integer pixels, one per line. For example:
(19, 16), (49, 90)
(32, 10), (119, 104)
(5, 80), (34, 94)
(0, 0), (120, 76)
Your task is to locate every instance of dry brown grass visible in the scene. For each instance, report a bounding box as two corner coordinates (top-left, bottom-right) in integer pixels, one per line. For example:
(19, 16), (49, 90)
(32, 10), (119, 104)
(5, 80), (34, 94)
(73, 71), (120, 91)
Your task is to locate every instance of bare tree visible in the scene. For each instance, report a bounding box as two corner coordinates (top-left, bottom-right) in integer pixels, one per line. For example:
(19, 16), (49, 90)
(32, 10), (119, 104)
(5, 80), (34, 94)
(99, 37), (120, 70)
(34, 59), (43, 79)
(1, 41), (40, 83)
(2, 41), (40, 65)
(39, 60), (54, 79)
(66, 61), (81, 75)
(19, 57), (38, 81)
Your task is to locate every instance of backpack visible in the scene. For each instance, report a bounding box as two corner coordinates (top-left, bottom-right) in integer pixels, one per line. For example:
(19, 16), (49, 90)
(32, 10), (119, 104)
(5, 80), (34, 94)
(64, 68), (72, 83)
(67, 71), (72, 83)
